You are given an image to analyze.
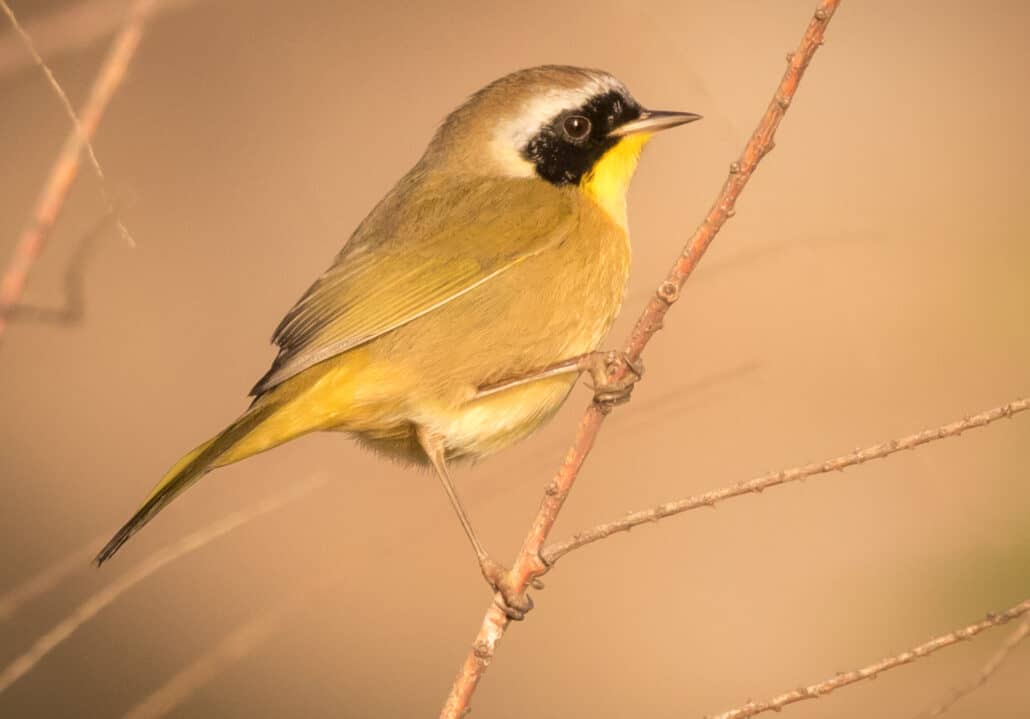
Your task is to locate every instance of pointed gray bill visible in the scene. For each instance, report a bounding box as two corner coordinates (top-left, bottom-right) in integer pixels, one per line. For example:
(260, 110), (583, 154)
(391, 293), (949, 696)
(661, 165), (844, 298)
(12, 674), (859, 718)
(609, 110), (702, 137)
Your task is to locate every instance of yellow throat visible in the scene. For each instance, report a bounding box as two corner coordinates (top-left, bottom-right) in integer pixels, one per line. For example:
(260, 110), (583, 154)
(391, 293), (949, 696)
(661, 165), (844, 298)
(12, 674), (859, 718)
(580, 132), (652, 230)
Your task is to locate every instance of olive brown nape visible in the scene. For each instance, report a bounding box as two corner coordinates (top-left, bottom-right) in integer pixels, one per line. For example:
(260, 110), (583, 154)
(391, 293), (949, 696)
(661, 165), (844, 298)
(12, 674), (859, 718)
(522, 90), (643, 186)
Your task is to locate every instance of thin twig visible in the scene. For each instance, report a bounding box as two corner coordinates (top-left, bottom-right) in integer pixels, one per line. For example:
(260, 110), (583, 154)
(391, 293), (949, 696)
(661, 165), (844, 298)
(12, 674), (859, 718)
(543, 398), (1029, 564)
(0, 475), (327, 695)
(0, 0), (137, 246)
(0, 0), (199, 78)
(121, 609), (287, 719)
(709, 598), (1030, 719)
(0, 0), (156, 340)
(439, 2), (843, 716)
(120, 571), (345, 719)
(0, 534), (107, 622)
(2, 0), (109, 201)
(1, 210), (117, 324)
(917, 617), (1030, 718)
(122, 463), (570, 719)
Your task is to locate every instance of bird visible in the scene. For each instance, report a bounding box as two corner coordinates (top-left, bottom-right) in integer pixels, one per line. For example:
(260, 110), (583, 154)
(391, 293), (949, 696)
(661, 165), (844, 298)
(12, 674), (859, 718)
(95, 65), (699, 616)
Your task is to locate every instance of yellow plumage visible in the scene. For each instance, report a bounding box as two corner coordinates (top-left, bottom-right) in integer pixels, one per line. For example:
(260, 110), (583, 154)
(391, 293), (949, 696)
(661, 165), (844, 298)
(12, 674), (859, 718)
(582, 131), (653, 231)
(95, 65), (698, 592)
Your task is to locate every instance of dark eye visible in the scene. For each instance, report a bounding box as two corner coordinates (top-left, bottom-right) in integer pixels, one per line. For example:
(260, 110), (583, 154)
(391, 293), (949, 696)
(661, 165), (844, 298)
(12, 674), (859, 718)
(562, 115), (591, 141)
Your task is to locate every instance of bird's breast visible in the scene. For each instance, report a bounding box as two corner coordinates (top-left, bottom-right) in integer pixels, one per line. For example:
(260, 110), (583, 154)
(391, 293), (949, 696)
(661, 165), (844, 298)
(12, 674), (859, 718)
(410, 197), (632, 457)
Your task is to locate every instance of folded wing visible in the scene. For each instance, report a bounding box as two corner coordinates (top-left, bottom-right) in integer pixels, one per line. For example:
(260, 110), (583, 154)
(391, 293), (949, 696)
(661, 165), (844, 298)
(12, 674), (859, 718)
(251, 176), (577, 396)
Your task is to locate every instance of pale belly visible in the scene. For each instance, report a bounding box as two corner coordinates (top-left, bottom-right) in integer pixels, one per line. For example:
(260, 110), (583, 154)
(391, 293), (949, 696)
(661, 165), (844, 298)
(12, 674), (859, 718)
(413, 374), (578, 458)
(316, 192), (630, 463)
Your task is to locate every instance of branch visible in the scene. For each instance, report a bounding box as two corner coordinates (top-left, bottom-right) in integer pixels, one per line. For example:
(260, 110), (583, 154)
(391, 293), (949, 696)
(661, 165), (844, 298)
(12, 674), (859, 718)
(709, 598), (1030, 719)
(542, 398), (1029, 564)
(1, 0), (131, 244)
(439, 2), (843, 716)
(918, 617), (1030, 718)
(121, 572), (337, 719)
(1, 210), (116, 325)
(0, 534), (106, 622)
(122, 609), (288, 719)
(0, 0), (156, 340)
(0, 0), (199, 79)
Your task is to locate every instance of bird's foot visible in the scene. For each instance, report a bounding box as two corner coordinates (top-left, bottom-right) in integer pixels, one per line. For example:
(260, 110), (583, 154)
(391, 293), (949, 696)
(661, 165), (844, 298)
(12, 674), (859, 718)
(585, 350), (644, 406)
(479, 557), (540, 621)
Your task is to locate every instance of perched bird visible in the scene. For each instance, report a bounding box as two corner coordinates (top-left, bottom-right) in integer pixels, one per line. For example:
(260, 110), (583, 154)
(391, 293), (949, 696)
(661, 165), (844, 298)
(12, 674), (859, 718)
(96, 65), (699, 614)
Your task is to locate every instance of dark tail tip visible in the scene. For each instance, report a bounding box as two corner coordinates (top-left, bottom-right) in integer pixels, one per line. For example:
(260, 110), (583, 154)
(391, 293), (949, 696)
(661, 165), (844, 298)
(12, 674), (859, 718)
(94, 501), (158, 566)
(94, 524), (133, 567)
(94, 405), (272, 567)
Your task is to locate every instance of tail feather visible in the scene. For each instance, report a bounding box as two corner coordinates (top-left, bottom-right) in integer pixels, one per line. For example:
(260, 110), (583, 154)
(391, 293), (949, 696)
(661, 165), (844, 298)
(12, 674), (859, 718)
(95, 404), (279, 565)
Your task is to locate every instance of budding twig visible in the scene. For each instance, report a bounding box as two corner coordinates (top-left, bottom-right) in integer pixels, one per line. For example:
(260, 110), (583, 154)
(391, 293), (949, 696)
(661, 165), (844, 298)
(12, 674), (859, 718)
(543, 398), (1029, 564)
(917, 617), (1030, 718)
(709, 598), (1030, 719)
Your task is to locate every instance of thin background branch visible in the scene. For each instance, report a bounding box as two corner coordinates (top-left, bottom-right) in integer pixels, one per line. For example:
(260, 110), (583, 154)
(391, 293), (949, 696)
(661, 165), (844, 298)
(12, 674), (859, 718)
(0, 0), (130, 245)
(121, 609), (288, 719)
(0, 475), (327, 695)
(0, 0), (155, 339)
(918, 618), (1030, 718)
(3, 1), (1022, 716)
(2, 210), (116, 325)
(440, 1), (844, 716)
(0, 534), (106, 622)
(710, 598), (1030, 719)
(0, 0), (198, 79)
(119, 570), (347, 719)
(543, 398), (1029, 564)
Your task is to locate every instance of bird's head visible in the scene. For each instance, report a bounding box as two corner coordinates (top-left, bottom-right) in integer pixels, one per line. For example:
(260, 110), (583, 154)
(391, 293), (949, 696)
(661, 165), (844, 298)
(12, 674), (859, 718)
(424, 65), (700, 225)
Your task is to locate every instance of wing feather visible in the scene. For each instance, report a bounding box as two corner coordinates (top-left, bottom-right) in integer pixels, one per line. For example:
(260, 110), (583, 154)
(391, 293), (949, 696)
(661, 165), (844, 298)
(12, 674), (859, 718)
(250, 176), (576, 395)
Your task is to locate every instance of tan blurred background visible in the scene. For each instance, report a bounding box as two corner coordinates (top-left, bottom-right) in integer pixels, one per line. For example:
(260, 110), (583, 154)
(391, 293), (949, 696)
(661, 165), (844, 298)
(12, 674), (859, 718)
(1, 0), (1028, 716)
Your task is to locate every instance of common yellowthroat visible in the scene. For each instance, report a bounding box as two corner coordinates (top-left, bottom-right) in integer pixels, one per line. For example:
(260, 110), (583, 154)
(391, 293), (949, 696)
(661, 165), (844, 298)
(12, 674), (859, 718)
(96, 65), (699, 614)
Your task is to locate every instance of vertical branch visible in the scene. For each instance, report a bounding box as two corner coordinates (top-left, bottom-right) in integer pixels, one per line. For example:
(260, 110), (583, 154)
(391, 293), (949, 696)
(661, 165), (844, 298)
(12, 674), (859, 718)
(0, 0), (156, 339)
(439, 1), (843, 716)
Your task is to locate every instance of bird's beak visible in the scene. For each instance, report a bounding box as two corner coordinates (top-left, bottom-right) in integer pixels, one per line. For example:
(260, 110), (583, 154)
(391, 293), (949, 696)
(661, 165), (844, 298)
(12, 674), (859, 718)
(608, 109), (702, 138)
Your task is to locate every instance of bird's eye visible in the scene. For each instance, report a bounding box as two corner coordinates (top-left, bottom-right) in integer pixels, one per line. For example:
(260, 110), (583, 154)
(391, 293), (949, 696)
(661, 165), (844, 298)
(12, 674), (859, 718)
(562, 115), (591, 142)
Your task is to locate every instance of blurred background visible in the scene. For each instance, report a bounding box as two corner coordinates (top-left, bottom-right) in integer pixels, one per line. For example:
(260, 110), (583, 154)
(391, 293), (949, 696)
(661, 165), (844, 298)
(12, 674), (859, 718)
(1, 0), (1028, 716)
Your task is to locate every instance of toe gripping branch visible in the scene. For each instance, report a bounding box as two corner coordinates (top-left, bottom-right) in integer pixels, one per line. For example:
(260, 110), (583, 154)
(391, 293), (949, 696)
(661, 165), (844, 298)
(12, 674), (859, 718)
(483, 553), (551, 622)
(586, 350), (644, 408)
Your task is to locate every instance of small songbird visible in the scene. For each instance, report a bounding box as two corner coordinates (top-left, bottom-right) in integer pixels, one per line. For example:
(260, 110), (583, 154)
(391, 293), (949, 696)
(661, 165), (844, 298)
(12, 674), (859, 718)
(96, 65), (699, 614)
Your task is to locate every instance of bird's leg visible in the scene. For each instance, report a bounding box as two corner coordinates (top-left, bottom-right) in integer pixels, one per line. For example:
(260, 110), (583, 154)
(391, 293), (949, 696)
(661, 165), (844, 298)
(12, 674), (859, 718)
(417, 428), (533, 620)
(474, 355), (589, 399)
(475, 350), (644, 406)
